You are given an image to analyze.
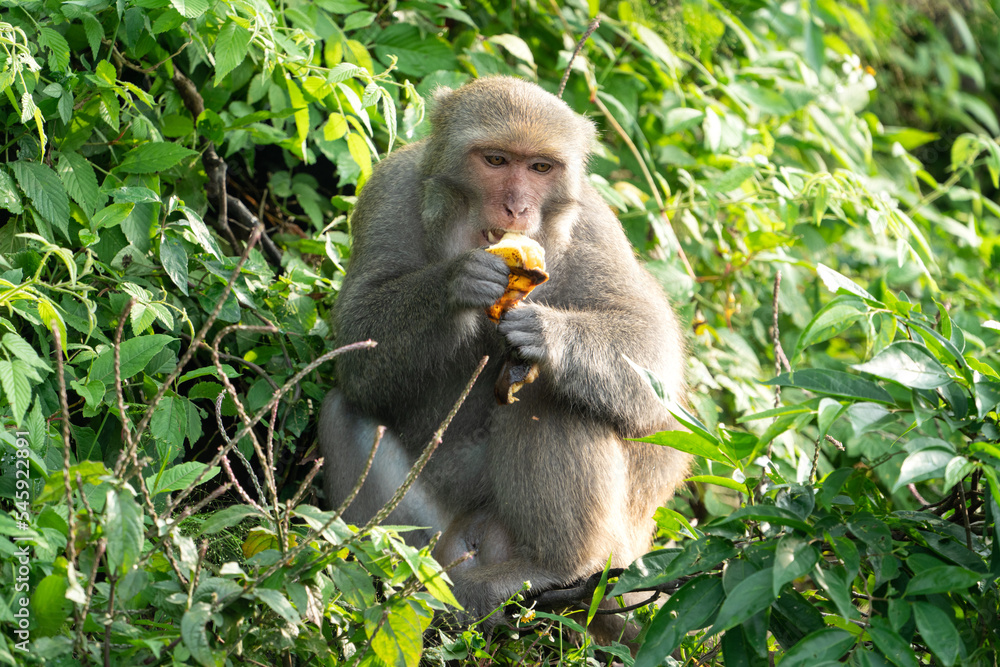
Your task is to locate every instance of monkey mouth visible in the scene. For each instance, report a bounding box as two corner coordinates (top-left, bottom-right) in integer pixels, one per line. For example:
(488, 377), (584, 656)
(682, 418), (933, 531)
(484, 229), (510, 244)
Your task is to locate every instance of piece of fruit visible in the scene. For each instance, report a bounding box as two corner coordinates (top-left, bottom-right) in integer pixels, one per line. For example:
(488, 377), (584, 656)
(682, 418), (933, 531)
(484, 232), (549, 323)
(484, 232), (549, 404)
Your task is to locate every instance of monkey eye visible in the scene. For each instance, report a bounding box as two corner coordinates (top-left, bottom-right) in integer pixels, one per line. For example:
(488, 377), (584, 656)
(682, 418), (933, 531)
(484, 154), (506, 166)
(531, 162), (553, 173)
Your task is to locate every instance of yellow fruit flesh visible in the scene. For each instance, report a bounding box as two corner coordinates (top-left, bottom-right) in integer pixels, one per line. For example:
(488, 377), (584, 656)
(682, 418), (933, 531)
(484, 232), (549, 323)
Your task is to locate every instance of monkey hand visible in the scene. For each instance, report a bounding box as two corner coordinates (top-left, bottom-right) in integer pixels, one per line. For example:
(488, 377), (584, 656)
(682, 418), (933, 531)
(447, 250), (511, 311)
(497, 305), (546, 363)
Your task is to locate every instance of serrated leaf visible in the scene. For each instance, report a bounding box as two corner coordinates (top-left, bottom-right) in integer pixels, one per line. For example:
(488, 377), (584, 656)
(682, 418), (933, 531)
(3, 333), (50, 371)
(150, 395), (187, 459)
(117, 143), (200, 174)
(10, 161), (71, 240)
(0, 360), (32, 426)
(214, 21), (252, 85)
(105, 488), (144, 574)
(39, 27), (70, 72)
(82, 13), (103, 59)
(373, 23), (458, 78)
(171, 0), (210, 18)
(88, 334), (176, 387)
(55, 151), (102, 216)
(615, 536), (736, 594)
(347, 131), (372, 183)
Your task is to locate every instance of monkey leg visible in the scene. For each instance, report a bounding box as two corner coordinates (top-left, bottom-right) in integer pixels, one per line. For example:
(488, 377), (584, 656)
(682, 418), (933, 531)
(318, 390), (448, 545)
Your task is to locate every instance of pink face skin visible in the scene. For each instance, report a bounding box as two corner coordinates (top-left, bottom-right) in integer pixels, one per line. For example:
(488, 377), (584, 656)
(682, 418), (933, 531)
(465, 148), (562, 247)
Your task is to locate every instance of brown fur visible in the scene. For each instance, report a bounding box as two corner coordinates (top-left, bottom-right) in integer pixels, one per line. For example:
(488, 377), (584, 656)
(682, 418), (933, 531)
(319, 76), (689, 638)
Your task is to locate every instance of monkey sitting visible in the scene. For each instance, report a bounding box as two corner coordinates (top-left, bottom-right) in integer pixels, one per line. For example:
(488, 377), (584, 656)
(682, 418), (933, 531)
(319, 76), (689, 642)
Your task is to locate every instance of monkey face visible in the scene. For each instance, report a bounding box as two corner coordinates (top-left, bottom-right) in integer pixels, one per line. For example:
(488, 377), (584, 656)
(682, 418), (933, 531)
(464, 147), (562, 245)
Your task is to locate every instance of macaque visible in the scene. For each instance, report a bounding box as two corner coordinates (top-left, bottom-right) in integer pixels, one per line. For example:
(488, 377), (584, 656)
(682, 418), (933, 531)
(319, 76), (689, 640)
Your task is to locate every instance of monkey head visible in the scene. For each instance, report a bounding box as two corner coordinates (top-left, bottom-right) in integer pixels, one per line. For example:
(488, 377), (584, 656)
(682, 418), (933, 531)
(420, 77), (598, 259)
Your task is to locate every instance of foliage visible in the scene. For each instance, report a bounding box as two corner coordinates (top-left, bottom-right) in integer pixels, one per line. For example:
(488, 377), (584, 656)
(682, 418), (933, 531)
(0, 0), (997, 665)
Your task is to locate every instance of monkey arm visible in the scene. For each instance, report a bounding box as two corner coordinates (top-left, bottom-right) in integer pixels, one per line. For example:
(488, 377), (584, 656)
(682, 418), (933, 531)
(505, 298), (683, 438)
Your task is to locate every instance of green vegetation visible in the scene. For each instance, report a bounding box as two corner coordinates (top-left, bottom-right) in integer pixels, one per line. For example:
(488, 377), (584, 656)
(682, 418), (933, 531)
(0, 0), (997, 664)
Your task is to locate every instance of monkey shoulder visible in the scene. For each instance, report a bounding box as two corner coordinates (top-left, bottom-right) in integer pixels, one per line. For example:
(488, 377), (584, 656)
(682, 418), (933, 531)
(347, 143), (429, 270)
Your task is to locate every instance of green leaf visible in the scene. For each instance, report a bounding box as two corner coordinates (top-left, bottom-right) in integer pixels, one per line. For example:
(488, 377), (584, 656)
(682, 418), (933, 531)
(912, 602), (961, 666)
(10, 161), (71, 240)
(105, 488), (144, 574)
(868, 617), (920, 667)
(150, 395), (188, 459)
(974, 371), (1000, 418)
(688, 474), (749, 493)
(0, 167), (23, 214)
(704, 165), (756, 194)
(792, 295), (868, 361)
(3, 333), (50, 371)
(763, 369), (894, 404)
(773, 537), (820, 596)
(31, 574), (70, 637)
(634, 576), (724, 667)
(777, 628), (854, 667)
(88, 334), (176, 387)
(487, 34), (535, 66)
(146, 462), (220, 496)
(117, 143), (200, 174)
(852, 342), (952, 390)
(171, 0), (210, 18)
(55, 151), (102, 216)
(636, 430), (735, 465)
(708, 568), (775, 634)
(367, 599), (431, 667)
(253, 588), (300, 625)
(904, 565), (983, 597)
(892, 448), (955, 492)
(615, 536), (737, 594)
(0, 360), (32, 426)
(181, 601), (218, 667)
(711, 505), (813, 533)
(39, 27), (70, 72)
(214, 21), (252, 85)
(816, 263), (876, 300)
(91, 202), (135, 230)
(331, 560), (377, 608)
(159, 233), (190, 295)
(373, 23), (459, 78)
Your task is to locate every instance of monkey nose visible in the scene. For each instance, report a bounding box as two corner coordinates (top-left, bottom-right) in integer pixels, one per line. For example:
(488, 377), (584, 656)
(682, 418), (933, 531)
(504, 203), (528, 219)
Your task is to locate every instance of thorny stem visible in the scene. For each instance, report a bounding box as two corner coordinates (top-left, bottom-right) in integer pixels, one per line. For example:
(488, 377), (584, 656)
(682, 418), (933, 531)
(558, 17), (600, 99)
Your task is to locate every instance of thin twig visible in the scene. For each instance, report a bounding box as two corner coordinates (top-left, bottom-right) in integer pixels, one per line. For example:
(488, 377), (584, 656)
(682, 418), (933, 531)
(51, 327), (76, 564)
(362, 356), (490, 532)
(333, 426), (385, 519)
(558, 18), (600, 99)
(958, 483), (973, 550)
